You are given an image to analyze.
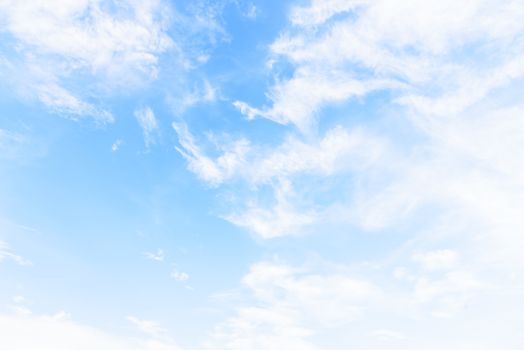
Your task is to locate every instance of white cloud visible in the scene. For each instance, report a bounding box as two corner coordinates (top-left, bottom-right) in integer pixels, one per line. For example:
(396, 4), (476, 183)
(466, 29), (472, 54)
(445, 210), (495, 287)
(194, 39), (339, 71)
(347, 103), (524, 266)
(12, 295), (27, 304)
(0, 312), (182, 350)
(174, 123), (386, 238)
(112, 139), (123, 152)
(241, 261), (379, 320)
(173, 122), (250, 186)
(234, 0), (524, 133)
(413, 270), (483, 303)
(245, 126), (384, 184)
(209, 260), (379, 350)
(127, 316), (167, 338)
(412, 250), (459, 271)
(170, 268), (189, 282)
(170, 1), (524, 267)
(35, 79), (114, 122)
(0, 128), (26, 159)
(143, 249), (165, 262)
(0, 0), (173, 120)
(0, 240), (32, 266)
(0, 0), (172, 77)
(369, 329), (408, 343)
(218, 0), (524, 252)
(290, 0), (368, 27)
(168, 79), (218, 116)
(224, 180), (318, 239)
(233, 69), (400, 132)
(172, 3), (524, 347)
(241, 3), (258, 19)
(207, 255), (524, 350)
(135, 107), (159, 148)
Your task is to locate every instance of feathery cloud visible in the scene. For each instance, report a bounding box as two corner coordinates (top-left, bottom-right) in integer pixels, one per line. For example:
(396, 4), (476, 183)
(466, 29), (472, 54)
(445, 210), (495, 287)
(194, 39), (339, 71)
(135, 107), (159, 148)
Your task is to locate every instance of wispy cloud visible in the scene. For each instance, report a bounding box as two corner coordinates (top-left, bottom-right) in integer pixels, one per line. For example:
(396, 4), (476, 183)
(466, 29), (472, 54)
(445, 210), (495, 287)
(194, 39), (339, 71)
(135, 107), (159, 148)
(173, 121), (250, 186)
(233, 72), (399, 133)
(241, 3), (258, 19)
(143, 249), (165, 262)
(177, 0), (524, 252)
(0, 128), (27, 160)
(170, 267), (189, 282)
(168, 79), (218, 116)
(209, 260), (380, 349)
(111, 139), (123, 152)
(0, 311), (182, 350)
(127, 316), (167, 338)
(3, 1), (524, 349)
(171, 3), (524, 347)
(208, 253), (518, 349)
(224, 179), (318, 239)
(174, 123), (386, 238)
(0, 0), (173, 121)
(0, 241), (32, 266)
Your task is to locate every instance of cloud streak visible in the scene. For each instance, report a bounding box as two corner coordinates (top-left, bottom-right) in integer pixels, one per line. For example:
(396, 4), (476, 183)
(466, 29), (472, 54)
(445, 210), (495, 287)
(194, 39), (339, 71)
(135, 107), (159, 148)
(0, 240), (32, 266)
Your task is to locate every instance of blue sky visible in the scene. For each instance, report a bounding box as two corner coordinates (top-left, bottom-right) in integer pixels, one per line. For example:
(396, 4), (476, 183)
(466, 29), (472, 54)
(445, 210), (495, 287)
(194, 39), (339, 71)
(1, 0), (524, 349)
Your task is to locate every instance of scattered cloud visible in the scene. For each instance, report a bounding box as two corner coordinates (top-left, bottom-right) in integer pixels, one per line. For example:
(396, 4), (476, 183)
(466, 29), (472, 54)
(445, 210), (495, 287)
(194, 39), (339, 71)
(230, 0), (524, 134)
(3, 1), (524, 349)
(170, 3), (524, 347)
(176, 0), (524, 259)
